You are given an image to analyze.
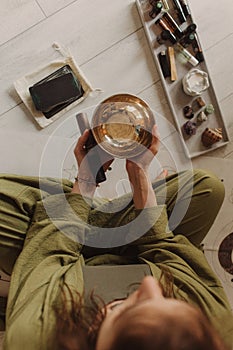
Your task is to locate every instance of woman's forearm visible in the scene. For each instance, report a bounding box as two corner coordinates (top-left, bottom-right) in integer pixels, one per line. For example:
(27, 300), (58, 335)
(127, 167), (157, 209)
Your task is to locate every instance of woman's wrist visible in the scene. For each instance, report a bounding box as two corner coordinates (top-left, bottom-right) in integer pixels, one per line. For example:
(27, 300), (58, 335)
(71, 176), (98, 197)
(127, 166), (157, 209)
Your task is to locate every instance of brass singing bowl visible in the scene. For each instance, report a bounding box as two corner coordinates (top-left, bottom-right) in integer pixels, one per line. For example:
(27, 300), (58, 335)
(91, 94), (155, 158)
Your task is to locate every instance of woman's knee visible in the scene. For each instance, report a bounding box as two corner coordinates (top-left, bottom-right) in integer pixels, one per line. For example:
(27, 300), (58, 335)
(192, 168), (225, 206)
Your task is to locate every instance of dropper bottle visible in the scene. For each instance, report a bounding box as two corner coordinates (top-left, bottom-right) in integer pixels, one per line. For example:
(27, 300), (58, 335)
(175, 43), (199, 66)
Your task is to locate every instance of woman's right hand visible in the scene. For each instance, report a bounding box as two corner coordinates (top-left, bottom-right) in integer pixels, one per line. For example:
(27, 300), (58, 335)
(73, 130), (114, 179)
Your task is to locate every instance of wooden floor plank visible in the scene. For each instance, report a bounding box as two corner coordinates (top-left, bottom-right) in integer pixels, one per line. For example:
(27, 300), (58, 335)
(0, 0), (45, 46)
(204, 34), (233, 104)
(36, 0), (76, 16)
(189, 0), (233, 50)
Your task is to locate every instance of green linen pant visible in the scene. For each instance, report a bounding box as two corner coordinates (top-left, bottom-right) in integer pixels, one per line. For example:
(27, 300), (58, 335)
(0, 169), (224, 276)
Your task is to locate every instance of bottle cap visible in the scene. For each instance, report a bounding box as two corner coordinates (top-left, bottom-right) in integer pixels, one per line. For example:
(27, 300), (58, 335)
(195, 51), (204, 62)
(161, 30), (177, 44)
(189, 33), (195, 41)
(156, 1), (163, 9)
(150, 2), (163, 18)
(184, 23), (197, 35)
(189, 55), (199, 66)
(161, 30), (171, 40)
(180, 32), (195, 47)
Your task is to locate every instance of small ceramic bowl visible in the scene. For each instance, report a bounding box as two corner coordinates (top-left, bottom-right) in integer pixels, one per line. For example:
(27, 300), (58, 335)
(183, 69), (209, 96)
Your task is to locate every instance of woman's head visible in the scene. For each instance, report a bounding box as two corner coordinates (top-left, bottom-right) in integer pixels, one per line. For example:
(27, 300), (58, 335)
(96, 276), (227, 350)
(55, 276), (229, 350)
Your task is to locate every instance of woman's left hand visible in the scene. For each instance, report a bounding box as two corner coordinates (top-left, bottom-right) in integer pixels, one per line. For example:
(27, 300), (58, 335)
(125, 125), (160, 209)
(126, 125), (160, 175)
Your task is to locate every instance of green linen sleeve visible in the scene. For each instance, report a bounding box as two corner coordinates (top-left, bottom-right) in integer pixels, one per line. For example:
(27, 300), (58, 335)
(4, 193), (92, 350)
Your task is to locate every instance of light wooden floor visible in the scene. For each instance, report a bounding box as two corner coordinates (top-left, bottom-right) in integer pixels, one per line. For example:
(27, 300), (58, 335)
(0, 0), (233, 332)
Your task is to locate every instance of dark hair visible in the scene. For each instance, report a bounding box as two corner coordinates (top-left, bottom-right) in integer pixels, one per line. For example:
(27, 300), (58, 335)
(54, 284), (105, 350)
(54, 268), (229, 350)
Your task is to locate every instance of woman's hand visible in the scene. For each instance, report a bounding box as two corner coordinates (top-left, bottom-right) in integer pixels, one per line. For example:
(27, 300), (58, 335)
(126, 125), (160, 175)
(74, 130), (114, 174)
(72, 130), (114, 196)
(125, 125), (160, 209)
